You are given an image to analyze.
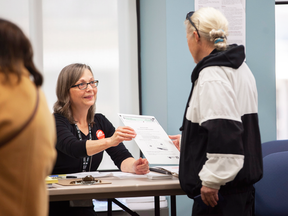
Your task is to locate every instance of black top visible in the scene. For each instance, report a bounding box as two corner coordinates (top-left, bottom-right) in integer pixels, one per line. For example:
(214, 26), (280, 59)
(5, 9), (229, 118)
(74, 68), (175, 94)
(52, 113), (133, 174)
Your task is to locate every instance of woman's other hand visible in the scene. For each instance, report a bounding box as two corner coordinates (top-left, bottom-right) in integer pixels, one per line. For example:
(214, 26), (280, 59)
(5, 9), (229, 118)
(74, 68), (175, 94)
(120, 157), (149, 174)
(132, 158), (149, 174)
(168, 134), (181, 151)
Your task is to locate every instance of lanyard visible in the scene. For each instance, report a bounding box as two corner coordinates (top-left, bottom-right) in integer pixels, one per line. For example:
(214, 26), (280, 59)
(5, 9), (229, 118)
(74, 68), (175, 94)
(75, 124), (92, 172)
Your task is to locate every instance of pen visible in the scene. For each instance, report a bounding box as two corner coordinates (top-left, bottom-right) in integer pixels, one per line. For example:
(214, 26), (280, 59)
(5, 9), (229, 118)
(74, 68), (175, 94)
(66, 176), (77, 178)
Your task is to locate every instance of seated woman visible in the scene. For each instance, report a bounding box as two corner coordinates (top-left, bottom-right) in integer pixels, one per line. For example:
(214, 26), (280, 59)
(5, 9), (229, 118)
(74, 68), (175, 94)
(49, 63), (149, 216)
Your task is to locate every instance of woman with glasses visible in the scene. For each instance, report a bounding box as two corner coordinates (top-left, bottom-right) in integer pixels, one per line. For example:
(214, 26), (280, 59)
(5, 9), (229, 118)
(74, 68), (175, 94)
(169, 7), (262, 216)
(49, 63), (149, 216)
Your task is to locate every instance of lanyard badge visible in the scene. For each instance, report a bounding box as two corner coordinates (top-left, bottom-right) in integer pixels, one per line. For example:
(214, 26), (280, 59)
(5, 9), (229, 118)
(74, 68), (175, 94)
(75, 124), (92, 172)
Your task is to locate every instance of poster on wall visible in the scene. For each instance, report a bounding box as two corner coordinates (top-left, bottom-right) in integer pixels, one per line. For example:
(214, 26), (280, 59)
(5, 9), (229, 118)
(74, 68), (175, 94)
(194, 0), (246, 47)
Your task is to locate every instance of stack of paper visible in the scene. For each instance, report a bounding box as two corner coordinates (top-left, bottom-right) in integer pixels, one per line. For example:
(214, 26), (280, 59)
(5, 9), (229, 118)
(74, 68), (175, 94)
(45, 176), (58, 184)
(146, 172), (173, 180)
(93, 196), (168, 212)
(125, 196), (167, 210)
(45, 176), (58, 188)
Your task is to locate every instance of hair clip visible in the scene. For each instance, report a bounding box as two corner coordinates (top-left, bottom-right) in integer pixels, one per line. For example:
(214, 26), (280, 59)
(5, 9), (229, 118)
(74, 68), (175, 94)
(214, 38), (224, 44)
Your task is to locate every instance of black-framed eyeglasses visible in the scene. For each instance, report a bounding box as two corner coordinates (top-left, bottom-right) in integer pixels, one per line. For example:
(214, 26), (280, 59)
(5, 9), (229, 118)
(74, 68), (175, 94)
(186, 11), (201, 38)
(71, 80), (99, 90)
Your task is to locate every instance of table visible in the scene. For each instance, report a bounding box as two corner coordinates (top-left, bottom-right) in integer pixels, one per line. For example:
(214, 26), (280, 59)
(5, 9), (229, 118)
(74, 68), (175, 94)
(48, 175), (185, 216)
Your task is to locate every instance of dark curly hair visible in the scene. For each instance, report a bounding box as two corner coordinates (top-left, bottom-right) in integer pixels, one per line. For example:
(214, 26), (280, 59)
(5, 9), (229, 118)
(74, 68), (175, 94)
(0, 18), (42, 86)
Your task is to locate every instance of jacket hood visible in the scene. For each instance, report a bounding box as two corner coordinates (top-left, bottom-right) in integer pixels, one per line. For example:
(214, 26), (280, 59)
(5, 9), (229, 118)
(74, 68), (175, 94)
(180, 44), (246, 132)
(191, 44), (246, 83)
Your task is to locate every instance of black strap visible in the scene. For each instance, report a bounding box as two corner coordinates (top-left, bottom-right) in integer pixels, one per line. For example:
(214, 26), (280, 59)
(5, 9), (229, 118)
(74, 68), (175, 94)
(0, 88), (39, 148)
(75, 124), (92, 172)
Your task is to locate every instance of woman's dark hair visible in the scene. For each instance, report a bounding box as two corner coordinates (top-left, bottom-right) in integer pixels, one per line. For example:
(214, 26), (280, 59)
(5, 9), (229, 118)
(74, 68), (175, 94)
(0, 18), (43, 86)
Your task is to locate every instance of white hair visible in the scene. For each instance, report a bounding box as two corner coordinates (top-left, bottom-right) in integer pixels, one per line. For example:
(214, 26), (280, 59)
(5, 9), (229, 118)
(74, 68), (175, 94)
(185, 7), (229, 51)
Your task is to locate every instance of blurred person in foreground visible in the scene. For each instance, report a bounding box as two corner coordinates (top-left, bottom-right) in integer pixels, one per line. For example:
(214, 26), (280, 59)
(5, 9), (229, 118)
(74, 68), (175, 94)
(169, 7), (263, 216)
(0, 18), (56, 216)
(49, 63), (149, 216)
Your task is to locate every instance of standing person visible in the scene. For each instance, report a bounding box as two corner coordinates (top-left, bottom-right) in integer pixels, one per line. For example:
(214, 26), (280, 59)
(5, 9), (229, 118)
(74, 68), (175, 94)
(0, 18), (57, 216)
(49, 63), (149, 216)
(169, 7), (263, 216)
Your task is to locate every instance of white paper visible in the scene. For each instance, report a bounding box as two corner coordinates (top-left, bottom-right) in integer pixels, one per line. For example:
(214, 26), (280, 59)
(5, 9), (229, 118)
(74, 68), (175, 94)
(119, 114), (180, 164)
(111, 172), (172, 180)
(146, 172), (173, 180)
(67, 171), (172, 180)
(66, 171), (113, 178)
(195, 0), (246, 47)
(93, 196), (167, 212)
(112, 172), (148, 179)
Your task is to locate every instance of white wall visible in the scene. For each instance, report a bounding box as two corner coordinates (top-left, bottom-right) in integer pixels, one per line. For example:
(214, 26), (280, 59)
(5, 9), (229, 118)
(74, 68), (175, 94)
(0, 0), (140, 170)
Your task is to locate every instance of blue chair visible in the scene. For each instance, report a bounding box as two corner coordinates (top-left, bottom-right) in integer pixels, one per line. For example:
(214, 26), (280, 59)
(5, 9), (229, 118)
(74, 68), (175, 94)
(254, 151), (288, 216)
(261, 139), (288, 158)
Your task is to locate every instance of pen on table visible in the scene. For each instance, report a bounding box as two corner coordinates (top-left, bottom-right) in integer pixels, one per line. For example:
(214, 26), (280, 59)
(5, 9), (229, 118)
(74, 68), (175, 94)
(66, 176), (77, 178)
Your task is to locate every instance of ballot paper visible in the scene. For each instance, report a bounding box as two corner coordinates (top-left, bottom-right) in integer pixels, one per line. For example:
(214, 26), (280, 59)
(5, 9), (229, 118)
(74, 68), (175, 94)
(119, 114), (180, 164)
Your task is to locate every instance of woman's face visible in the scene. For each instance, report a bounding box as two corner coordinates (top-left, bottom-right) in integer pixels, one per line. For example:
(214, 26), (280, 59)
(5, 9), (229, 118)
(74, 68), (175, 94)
(69, 68), (97, 111)
(186, 31), (199, 63)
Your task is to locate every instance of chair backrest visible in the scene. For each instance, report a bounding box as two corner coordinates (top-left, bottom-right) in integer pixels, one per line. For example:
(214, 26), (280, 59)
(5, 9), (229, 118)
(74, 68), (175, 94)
(254, 151), (288, 216)
(261, 139), (288, 158)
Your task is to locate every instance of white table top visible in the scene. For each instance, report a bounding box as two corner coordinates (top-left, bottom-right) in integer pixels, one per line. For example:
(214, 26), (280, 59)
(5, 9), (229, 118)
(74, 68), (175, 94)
(49, 175), (185, 201)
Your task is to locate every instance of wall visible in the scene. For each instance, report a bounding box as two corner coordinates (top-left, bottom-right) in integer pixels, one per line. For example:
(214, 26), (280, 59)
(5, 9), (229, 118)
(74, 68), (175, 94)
(139, 0), (276, 215)
(246, 0), (276, 142)
(0, 0), (141, 170)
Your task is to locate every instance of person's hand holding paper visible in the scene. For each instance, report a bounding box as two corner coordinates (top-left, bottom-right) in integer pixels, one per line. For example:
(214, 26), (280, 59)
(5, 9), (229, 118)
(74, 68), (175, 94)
(168, 135), (181, 151)
(118, 114), (180, 164)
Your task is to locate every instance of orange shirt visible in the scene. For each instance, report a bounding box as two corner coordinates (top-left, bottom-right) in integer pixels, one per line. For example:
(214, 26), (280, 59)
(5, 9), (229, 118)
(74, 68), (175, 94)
(0, 69), (56, 216)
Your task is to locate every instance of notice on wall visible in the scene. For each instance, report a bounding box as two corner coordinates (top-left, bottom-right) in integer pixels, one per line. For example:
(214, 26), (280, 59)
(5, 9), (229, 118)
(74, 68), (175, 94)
(119, 114), (180, 164)
(195, 0), (246, 47)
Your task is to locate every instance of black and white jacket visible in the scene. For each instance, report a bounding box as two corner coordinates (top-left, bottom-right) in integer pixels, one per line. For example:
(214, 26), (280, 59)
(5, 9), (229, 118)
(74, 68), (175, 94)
(179, 44), (263, 198)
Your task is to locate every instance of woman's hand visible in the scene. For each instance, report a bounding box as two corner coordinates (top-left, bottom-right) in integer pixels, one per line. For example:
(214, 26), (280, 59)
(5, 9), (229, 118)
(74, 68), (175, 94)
(168, 134), (181, 151)
(120, 157), (149, 174)
(86, 126), (136, 156)
(132, 158), (149, 174)
(108, 126), (136, 147)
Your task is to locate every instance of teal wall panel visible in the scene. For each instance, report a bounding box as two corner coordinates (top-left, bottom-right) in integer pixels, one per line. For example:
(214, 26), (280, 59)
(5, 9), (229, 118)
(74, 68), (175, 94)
(139, 0), (168, 130)
(246, 0), (276, 142)
(140, 0), (276, 215)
